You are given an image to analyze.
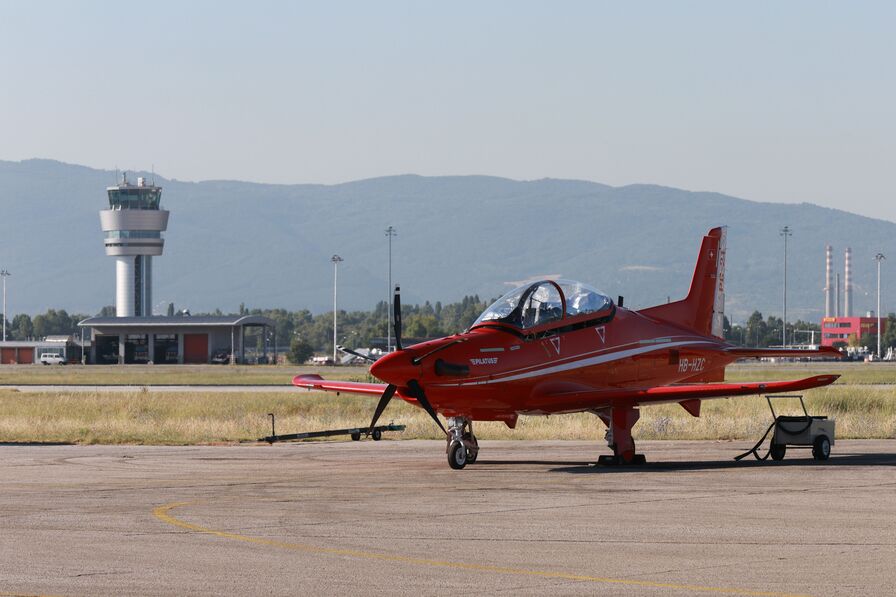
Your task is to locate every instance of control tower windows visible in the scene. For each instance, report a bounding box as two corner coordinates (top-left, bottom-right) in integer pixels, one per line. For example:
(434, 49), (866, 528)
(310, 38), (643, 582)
(107, 188), (162, 210)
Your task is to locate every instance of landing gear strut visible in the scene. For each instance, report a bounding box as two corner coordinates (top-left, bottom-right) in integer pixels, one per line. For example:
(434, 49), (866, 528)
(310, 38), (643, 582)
(596, 406), (646, 466)
(446, 417), (478, 469)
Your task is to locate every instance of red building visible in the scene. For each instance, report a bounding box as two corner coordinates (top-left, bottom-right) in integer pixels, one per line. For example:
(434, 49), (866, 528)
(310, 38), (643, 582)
(821, 316), (886, 347)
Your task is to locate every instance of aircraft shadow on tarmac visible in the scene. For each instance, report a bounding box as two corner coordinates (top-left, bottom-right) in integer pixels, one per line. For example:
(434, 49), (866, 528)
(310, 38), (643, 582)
(556, 453), (896, 473)
(475, 452), (895, 473)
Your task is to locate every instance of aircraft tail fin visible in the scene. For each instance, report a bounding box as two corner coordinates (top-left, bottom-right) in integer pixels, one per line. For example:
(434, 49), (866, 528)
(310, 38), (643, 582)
(639, 227), (727, 338)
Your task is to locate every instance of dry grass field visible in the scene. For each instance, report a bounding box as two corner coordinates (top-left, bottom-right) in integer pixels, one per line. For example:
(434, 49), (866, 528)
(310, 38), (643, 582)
(0, 361), (894, 444)
(0, 383), (893, 445)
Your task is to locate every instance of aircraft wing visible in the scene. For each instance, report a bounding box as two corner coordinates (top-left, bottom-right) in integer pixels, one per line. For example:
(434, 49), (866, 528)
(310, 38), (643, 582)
(724, 346), (841, 359)
(527, 374), (839, 412)
(293, 374), (388, 397)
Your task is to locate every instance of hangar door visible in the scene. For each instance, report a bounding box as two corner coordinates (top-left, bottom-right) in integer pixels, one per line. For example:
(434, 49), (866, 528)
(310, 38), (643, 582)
(1, 348), (17, 364)
(17, 348), (34, 364)
(183, 333), (208, 364)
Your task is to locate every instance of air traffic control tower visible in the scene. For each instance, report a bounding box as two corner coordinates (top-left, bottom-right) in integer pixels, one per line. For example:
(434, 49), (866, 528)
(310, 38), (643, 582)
(99, 173), (169, 317)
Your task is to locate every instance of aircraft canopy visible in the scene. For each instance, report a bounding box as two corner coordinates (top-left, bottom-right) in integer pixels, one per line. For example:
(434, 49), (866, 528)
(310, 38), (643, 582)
(472, 280), (613, 330)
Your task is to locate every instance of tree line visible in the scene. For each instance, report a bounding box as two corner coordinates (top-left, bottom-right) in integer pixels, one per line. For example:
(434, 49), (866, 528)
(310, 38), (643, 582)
(5, 303), (896, 357)
(1, 310), (91, 340)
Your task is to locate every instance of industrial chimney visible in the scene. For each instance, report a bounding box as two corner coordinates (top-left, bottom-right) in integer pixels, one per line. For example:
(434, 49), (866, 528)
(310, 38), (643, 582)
(844, 247), (853, 317)
(824, 245), (833, 317)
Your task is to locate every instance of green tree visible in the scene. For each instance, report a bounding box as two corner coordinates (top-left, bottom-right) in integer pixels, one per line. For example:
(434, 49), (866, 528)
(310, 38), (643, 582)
(745, 311), (766, 347)
(11, 313), (32, 340)
(883, 313), (896, 350)
(859, 333), (875, 350)
(289, 338), (314, 364)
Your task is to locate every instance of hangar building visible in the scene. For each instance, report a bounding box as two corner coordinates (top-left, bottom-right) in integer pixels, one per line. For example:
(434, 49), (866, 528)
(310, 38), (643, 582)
(78, 315), (275, 364)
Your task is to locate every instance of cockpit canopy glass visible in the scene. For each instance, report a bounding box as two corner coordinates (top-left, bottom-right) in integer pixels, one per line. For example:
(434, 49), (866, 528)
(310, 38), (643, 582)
(472, 279), (612, 330)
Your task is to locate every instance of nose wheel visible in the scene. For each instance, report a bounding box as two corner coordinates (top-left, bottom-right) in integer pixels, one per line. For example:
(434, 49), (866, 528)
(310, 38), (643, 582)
(446, 417), (478, 469)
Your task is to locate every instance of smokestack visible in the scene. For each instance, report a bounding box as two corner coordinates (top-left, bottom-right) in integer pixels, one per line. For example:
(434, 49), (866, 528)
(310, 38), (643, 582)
(824, 245), (833, 317)
(844, 247), (853, 317)
(836, 273), (841, 317)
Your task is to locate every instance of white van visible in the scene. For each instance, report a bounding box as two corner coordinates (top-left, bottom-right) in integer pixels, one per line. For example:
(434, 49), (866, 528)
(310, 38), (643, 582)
(39, 353), (66, 365)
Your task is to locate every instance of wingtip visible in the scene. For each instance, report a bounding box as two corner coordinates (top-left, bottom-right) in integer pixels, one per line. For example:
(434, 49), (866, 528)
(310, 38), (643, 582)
(292, 374), (323, 386)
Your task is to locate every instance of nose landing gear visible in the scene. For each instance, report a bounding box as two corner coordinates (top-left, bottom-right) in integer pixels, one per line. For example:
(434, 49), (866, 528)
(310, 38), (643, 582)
(446, 416), (478, 469)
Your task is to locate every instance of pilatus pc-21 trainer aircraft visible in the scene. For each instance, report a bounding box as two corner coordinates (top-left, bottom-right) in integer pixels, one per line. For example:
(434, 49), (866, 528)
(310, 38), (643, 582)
(294, 227), (840, 469)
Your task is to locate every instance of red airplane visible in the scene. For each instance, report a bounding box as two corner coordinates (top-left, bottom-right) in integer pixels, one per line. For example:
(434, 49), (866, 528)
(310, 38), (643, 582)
(294, 227), (840, 469)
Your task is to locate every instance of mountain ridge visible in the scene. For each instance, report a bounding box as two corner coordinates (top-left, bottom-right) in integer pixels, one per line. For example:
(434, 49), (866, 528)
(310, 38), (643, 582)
(1, 158), (891, 324)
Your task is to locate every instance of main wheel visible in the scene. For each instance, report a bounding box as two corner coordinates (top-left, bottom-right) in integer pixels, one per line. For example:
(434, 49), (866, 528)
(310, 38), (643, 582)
(448, 441), (467, 470)
(770, 443), (786, 461)
(371, 429), (382, 441)
(465, 436), (479, 464)
(350, 432), (361, 441)
(812, 435), (831, 460)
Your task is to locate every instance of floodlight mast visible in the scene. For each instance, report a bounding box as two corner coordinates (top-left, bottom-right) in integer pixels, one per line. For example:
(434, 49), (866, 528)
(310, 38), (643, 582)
(0, 270), (9, 342)
(875, 253), (886, 359)
(331, 255), (343, 363)
(780, 226), (792, 349)
(385, 226), (397, 352)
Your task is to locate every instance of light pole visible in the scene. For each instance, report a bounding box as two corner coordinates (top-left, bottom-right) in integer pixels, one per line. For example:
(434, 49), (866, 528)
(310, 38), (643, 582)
(874, 253), (885, 359)
(0, 270), (10, 342)
(385, 226), (397, 352)
(331, 255), (343, 364)
(780, 226), (792, 349)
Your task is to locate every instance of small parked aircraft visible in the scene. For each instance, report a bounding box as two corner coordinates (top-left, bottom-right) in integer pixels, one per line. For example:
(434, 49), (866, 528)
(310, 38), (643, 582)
(294, 227), (840, 469)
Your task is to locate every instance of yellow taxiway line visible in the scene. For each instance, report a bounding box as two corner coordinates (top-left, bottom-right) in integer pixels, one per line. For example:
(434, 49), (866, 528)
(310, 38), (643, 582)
(154, 501), (810, 597)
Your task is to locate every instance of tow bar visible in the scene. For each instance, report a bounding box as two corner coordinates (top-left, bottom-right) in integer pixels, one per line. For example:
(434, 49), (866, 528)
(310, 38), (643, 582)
(260, 413), (406, 443)
(735, 394), (835, 462)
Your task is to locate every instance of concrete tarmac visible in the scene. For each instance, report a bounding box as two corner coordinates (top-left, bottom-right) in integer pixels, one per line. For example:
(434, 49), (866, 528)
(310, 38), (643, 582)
(0, 440), (894, 596)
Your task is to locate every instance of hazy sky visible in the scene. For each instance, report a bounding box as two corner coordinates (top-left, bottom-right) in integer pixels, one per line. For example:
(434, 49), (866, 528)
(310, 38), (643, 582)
(2, 2), (894, 219)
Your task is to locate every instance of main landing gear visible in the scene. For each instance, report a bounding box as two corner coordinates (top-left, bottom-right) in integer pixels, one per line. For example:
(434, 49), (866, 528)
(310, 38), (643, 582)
(446, 416), (479, 470)
(596, 406), (647, 466)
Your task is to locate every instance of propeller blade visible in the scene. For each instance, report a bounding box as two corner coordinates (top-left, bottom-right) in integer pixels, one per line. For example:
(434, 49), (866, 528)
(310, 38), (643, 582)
(368, 384), (397, 434)
(393, 284), (403, 351)
(407, 379), (447, 436)
(336, 345), (377, 363)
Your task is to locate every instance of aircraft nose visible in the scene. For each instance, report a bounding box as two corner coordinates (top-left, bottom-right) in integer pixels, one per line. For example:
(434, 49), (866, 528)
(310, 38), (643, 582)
(370, 350), (417, 386)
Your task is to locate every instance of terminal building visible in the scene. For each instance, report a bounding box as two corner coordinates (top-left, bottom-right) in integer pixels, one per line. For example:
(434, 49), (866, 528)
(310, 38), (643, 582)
(78, 315), (275, 364)
(77, 173), (274, 364)
(821, 316), (884, 348)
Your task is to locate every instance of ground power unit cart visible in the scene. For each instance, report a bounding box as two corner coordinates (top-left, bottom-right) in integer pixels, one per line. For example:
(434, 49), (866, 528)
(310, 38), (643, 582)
(736, 394), (834, 462)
